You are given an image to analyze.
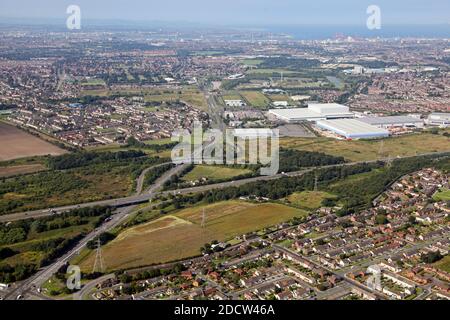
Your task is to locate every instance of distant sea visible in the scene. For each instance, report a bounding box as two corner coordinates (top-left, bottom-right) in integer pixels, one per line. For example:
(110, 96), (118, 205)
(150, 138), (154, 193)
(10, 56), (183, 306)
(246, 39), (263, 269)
(264, 24), (450, 40)
(0, 18), (449, 40)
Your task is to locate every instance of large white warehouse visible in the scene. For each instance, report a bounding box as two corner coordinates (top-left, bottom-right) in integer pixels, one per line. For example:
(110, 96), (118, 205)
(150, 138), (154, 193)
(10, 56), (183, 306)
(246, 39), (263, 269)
(359, 116), (424, 129)
(426, 113), (450, 127)
(268, 103), (355, 123)
(316, 119), (390, 139)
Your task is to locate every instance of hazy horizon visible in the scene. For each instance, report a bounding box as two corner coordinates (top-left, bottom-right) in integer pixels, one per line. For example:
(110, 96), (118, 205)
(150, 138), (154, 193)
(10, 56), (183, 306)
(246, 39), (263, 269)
(0, 0), (449, 26)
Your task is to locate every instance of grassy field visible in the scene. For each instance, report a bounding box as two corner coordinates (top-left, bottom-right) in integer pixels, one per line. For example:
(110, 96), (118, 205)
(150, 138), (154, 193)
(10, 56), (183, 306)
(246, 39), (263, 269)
(1, 220), (96, 269)
(0, 165), (134, 214)
(84, 142), (172, 159)
(247, 68), (297, 75)
(241, 59), (264, 66)
(78, 201), (307, 271)
(328, 169), (384, 192)
(239, 91), (271, 108)
(192, 51), (225, 56)
(433, 255), (450, 273)
(0, 164), (46, 178)
(280, 133), (450, 162)
(81, 87), (208, 111)
(80, 78), (106, 87)
(0, 122), (67, 161)
(433, 189), (450, 201)
(181, 165), (252, 182)
(222, 93), (243, 101)
(0, 152), (165, 214)
(143, 138), (173, 145)
(80, 89), (109, 96)
(268, 94), (291, 102)
(286, 191), (337, 210)
(144, 90), (207, 111)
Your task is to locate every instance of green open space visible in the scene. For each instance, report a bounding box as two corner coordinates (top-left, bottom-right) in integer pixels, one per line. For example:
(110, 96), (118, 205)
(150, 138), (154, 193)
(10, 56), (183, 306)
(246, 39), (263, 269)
(181, 165), (253, 182)
(77, 201), (308, 271)
(239, 91), (271, 108)
(285, 191), (337, 210)
(433, 189), (450, 201)
(280, 133), (450, 162)
(433, 255), (450, 273)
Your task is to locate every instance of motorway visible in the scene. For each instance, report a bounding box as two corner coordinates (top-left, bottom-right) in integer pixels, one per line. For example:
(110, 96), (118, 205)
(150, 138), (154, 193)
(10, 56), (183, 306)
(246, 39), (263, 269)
(4, 205), (137, 300)
(0, 164), (323, 223)
(0, 163), (188, 223)
(205, 91), (225, 132)
(134, 162), (173, 195)
(1, 150), (449, 223)
(1, 147), (448, 299)
(3, 163), (191, 300)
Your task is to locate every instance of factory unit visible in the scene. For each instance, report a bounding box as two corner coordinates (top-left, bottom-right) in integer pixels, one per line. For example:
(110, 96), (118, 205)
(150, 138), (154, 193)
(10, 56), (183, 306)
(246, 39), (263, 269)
(426, 113), (450, 127)
(358, 116), (424, 129)
(224, 99), (246, 107)
(268, 103), (355, 123)
(316, 119), (390, 140)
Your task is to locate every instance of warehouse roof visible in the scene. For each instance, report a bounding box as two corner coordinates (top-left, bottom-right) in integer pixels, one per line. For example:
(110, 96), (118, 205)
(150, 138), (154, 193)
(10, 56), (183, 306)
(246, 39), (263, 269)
(269, 108), (322, 120)
(428, 113), (450, 120)
(359, 116), (423, 125)
(316, 119), (390, 138)
(308, 103), (350, 115)
(268, 103), (354, 122)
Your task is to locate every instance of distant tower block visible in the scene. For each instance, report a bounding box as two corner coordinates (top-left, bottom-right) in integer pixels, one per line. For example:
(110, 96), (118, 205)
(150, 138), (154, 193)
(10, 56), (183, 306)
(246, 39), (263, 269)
(92, 238), (105, 273)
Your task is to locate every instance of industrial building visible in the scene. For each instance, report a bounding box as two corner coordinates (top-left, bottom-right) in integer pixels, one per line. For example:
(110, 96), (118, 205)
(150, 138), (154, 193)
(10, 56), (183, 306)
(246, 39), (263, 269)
(359, 116), (424, 129)
(268, 103), (355, 123)
(316, 119), (390, 140)
(224, 99), (246, 107)
(426, 113), (450, 127)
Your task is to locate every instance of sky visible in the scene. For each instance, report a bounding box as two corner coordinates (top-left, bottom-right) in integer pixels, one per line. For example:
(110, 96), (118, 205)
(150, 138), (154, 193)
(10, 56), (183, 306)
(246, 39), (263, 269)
(0, 0), (449, 26)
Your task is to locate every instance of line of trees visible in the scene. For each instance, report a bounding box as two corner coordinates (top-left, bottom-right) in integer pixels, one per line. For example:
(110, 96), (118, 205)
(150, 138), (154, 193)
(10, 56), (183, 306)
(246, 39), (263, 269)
(278, 149), (346, 172)
(48, 150), (148, 170)
(143, 163), (176, 190)
(0, 206), (112, 283)
(159, 154), (450, 218)
(330, 155), (450, 216)
(163, 162), (380, 212)
(125, 137), (178, 152)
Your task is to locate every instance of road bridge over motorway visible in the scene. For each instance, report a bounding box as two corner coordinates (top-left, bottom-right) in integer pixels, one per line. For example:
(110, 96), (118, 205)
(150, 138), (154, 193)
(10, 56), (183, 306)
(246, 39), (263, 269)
(1, 151), (449, 223)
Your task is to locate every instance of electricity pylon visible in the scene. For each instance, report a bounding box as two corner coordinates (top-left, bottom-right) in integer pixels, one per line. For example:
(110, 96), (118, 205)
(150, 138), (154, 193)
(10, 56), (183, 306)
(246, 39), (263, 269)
(92, 238), (105, 273)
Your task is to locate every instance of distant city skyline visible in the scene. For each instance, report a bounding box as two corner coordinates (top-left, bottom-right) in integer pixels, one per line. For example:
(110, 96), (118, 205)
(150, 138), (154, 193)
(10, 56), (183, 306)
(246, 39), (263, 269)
(0, 0), (449, 26)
